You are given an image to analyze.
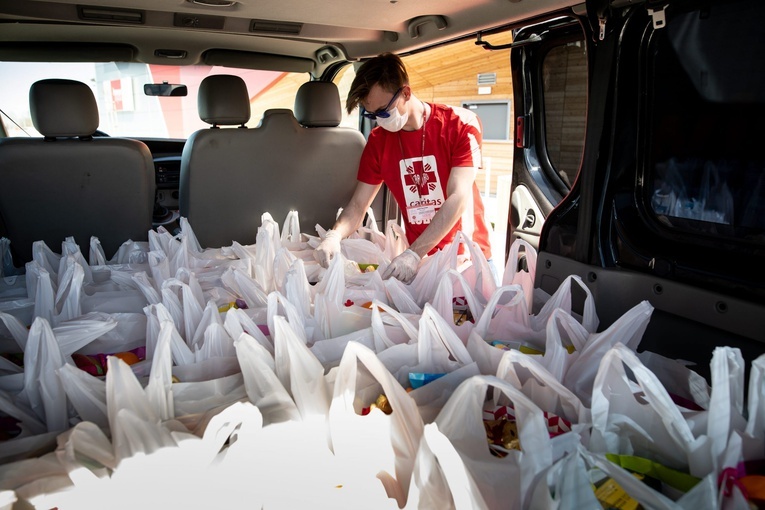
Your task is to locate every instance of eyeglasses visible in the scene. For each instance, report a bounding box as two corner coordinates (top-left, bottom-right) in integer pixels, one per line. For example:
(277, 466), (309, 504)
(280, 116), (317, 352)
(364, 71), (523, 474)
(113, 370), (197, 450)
(360, 87), (403, 120)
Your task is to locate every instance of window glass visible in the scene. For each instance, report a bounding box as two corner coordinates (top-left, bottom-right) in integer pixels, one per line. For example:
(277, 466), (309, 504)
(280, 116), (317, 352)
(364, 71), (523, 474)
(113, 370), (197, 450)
(647, 0), (765, 239)
(332, 63), (361, 130)
(0, 62), (310, 138)
(542, 40), (587, 188)
(462, 101), (511, 141)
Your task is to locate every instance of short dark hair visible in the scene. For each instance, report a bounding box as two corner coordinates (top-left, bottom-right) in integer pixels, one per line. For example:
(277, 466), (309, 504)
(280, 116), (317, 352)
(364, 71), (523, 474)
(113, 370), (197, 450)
(346, 52), (409, 115)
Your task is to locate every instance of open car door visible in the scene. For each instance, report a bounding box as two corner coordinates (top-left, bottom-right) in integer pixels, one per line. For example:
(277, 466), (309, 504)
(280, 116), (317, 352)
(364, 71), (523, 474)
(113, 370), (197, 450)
(507, 12), (588, 253)
(510, 0), (765, 376)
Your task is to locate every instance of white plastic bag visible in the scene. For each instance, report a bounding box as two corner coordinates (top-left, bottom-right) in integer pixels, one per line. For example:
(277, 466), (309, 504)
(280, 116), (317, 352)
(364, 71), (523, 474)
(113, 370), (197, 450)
(344, 269), (389, 308)
(30, 241), (61, 285)
(410, 232), (496, 308)
(528, 443), (715, 510)
(384, 277), (422, 315)
(328, 341), (424, 508)
(589, 343), (713, 478)
(0, 238), (22, 278)
(311, 328), (376, 370)
(19, 318), (70, 432)
(280, 209), (303, 246)
(384, 219), (409, 261)
(57, 363), (108, 428)
(563, 300), (653, 406)
(432, 269), (484, 342)
(531, 274), (598, 347)
(745, 353), (765, 447)
(496, 349), (590, 431)
(428, 374), (554, 510)
(221, 266), (269, 309)
(273, 316), (331, 420)
(223, 307), (273, 355)
(342, 237), (388, 266)
(313, 255), (372, 339)
(280, 257), (311, 317)
(234, 331), (300, 426)
(374, 304), (478, 423)
(377, 304), (472, 390)
(370, 299), (419, 349)
(449, 231), (497, 305)
(406, 421), (490, 510)
(537, 307), (590, 381)
(502, 238), (537, 310)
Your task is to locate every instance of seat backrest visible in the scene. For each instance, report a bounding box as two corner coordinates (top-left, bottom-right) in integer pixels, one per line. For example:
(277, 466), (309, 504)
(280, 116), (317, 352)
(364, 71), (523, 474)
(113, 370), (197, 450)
(0, 79), (156, 263)
(181, 77), (365, 248)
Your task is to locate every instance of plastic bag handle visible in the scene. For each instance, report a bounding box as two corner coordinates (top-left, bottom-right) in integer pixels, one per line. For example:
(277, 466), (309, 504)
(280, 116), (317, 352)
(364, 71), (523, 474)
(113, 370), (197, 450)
(534, 275), (598, 333)
(593, 343), (696, 447)
(541, 308), (589, 381)
(371, 298), (419, 348)
(472, 284), (527, 338)
(496, 349), (588, 424)
(280, 210), (302, 244)
(504, 238), (537, 282)
(707, 347), (745, 464)
(418, 304), (473, 366)
(746, 354), (765, 438)
(267, 291), (307, 344)
(433, 269), (485, 327)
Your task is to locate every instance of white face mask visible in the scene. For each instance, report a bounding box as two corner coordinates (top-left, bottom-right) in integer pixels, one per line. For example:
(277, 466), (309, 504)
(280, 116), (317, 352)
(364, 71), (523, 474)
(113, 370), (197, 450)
(376, 104), (409, 132)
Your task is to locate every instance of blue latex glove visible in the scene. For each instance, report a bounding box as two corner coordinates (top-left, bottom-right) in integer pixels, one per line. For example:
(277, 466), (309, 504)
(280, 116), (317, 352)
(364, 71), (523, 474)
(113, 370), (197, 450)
(381, 249), (421, 284)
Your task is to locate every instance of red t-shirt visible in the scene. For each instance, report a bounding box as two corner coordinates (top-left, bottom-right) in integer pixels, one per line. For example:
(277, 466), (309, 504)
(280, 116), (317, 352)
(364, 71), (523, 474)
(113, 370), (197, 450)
(357, 103), (492, 260)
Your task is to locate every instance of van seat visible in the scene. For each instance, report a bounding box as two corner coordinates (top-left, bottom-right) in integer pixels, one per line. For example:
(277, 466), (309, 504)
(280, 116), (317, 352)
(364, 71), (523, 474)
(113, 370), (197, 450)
(0, 79), (155, 263)
(180, 78), (365, 248)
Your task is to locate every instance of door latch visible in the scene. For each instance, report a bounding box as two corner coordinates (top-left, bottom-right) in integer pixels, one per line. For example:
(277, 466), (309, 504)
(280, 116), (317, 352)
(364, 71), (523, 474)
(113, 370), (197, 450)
(522, 209), (536, 229)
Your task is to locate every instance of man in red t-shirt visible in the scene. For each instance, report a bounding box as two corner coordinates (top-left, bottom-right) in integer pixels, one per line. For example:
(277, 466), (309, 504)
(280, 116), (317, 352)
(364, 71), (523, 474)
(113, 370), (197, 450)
(315, 52), (492, 284)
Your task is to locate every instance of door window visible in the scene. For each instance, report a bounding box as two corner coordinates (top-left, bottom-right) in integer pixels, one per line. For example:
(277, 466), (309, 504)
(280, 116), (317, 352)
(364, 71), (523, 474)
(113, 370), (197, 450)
(542, 40), (587, 189)
(646, 0), (765, 240)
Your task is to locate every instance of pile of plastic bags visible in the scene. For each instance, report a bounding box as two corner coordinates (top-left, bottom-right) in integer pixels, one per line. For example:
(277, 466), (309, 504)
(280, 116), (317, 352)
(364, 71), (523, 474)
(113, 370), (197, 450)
(0, 210), (763, 510)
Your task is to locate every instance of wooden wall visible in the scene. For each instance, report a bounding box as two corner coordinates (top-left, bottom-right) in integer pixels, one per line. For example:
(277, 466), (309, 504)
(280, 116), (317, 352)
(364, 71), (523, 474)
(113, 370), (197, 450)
(403, 31), (515, 196)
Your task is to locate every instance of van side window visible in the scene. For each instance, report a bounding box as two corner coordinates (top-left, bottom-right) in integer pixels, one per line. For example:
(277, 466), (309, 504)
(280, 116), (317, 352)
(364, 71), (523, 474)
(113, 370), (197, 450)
(331, 63), (361, 130)
(542, 40), (587, 189)
(647, 0), (765, 239)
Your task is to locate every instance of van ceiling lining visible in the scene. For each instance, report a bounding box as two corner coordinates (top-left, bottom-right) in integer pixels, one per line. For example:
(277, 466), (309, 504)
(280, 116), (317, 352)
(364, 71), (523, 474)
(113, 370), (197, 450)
(203, 49), (313, 73)
(0, 41), (136, 61)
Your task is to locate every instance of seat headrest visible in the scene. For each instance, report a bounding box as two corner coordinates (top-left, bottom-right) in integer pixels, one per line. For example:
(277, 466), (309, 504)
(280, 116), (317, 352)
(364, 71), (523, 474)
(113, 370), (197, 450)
(30, 79), (99, 138)
(259, 108), (301, 129)
(198, 75), (251, 126)
(294, 81), (342, 127)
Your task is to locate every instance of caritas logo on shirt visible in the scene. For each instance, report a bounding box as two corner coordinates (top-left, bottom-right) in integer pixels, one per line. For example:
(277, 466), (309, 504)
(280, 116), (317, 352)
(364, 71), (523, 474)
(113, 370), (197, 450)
(399, 155), (445, 225)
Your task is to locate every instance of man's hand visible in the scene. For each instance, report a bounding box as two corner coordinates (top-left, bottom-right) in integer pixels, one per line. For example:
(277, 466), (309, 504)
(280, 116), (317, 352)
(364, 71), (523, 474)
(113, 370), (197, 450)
(314, 230), (342, 268)
(381, 249), (421, 284)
